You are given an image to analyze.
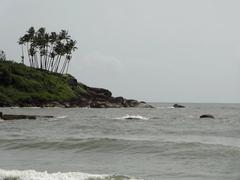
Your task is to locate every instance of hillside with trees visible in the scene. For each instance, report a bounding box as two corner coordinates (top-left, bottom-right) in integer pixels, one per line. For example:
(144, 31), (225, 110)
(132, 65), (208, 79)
(0, 27), (151, 108)
(0, 61), (151, 108)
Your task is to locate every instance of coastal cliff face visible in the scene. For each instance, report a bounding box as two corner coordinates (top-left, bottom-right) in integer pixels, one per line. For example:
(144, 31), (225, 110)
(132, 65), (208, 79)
(0, 61), (152, 108)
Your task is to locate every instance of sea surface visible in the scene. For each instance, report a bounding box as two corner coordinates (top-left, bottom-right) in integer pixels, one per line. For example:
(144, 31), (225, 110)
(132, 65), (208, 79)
(0, 103), (240, 180)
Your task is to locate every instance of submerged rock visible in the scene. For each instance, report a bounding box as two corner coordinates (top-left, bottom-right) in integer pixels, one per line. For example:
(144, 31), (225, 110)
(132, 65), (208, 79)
(2, 114), (37, 120)
(200, 114), (215, 119)
(173, 104), (185, 108)
(0, 112), (53, 120)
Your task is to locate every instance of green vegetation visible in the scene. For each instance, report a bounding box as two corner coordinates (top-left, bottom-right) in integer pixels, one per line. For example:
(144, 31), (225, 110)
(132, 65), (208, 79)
(18, 27), (77, 74)
(0, 61), (87, 106)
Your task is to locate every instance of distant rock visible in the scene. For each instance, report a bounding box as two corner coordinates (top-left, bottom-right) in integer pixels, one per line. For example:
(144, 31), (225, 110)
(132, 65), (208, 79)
(173, 104), (185, 108)
(200, 114), (215, 119)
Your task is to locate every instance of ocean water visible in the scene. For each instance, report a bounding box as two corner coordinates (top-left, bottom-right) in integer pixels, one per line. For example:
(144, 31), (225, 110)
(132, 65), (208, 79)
(0, 103), (240, 180)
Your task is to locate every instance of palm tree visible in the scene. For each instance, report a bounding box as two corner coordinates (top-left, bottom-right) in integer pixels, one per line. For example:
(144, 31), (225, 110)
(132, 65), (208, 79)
(64, 55), (72, 74)
(27, 27), (35, 66)
(18, 34), (31, 66)
(52, 40), (65, 72)
(31, 35), (39, 68)
(47, 32), (57, 70)
(0, 50), (6, 61)
(60, 39), (77, 74)
(32, 27), (48, 69)
(18, 37), (25, 64)
(48, 51), (56, 71)
(29, 46), (36, 67)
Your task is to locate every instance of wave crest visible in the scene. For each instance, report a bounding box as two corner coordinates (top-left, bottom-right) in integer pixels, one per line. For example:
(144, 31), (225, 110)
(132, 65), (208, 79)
(0, 169), (142, 180)
(115, 115), (149, 120)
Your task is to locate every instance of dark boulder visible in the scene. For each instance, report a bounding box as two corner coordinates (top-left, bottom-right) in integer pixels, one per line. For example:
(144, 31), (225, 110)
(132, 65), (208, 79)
(90, 101), (108, 108)
(124, 99), (139, 107)
(112, 96), (125, 104)
(67, 77), (78, 87)
(89, 87), (112, 98)
(2, 114), (37, 120)
(200, 114), (215, 119)
(0, 112), (54, 120)
(173, 104), (185, 108)
(137, 101), (154, 108)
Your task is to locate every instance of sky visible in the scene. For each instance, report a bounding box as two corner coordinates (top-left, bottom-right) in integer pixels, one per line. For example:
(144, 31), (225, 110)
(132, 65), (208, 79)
(0, 0), (240, 103)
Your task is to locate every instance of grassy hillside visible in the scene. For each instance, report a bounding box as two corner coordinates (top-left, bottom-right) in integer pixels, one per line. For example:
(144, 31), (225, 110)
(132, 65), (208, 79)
(0, 60), (151, 108)
(0, 61), (88, 106)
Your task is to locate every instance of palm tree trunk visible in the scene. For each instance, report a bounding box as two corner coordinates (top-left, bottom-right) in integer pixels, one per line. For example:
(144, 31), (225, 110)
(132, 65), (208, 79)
(34, 54), (39, 68)
(66, 60), (70, 74)
(46, 45), (53, 70)
(55, 56), (62, 73)
(60, 57), (67, 74)
(31, 56), (34, 67)
(50, 58), (55, 72)
(51, 55), (59, 72)
(27, 43), (32, 67)
(40, 55), (43, 69)
(21, 45), (24, 64)
(45, 45), (49, 70)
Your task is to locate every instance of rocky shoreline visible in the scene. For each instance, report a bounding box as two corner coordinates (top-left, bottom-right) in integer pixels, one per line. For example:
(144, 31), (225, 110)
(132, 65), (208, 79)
(10, 89), (153, 108)
(0, 77), (153, 108)
(46, 85), (153, 108)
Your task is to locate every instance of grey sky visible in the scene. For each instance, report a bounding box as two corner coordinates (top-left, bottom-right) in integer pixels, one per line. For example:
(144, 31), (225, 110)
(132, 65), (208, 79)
(0, 0), (240, 103)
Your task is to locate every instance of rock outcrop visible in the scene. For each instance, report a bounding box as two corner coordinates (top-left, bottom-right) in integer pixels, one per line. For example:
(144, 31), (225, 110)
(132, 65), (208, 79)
(200, 114), (215, 119)
(52, 87), (153, 108)
(173, 104), (185, 108)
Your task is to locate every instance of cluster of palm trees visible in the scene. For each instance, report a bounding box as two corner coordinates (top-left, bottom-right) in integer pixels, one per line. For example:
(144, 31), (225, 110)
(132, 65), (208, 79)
(18, 27), (77, 74)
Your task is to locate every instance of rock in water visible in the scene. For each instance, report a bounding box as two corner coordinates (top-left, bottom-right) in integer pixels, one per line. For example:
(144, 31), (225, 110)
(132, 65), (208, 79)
(0, 112), (54, 120)
(2, 114), (37, 120)
(200, 114), (215, 119)
(173, 104), (185, 108)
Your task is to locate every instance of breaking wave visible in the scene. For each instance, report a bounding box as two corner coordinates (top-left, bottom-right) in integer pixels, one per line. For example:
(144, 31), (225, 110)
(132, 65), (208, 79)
(0, 169), (142, 180)
(115, 115), (149, 120)
(56, 116), (67, 119)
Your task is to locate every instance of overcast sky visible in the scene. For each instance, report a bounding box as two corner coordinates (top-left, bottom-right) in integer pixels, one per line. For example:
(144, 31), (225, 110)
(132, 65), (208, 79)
(0, 0), (240, 103)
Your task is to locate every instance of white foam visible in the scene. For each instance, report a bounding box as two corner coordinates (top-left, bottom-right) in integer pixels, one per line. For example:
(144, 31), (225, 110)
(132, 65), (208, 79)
(56, 116), (67, 119)
(0, 169), (142, 180)
(156, 106), (174, 109)
(115, 115), (149, 120)
(0, 169), (107, 180)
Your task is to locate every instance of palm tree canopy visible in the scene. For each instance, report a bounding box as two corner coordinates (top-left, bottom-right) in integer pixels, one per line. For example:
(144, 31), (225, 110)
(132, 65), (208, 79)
(27, 27), (35, 38)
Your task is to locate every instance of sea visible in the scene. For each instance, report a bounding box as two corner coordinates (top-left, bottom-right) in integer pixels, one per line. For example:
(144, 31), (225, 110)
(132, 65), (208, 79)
(0, 103), (240, 180)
